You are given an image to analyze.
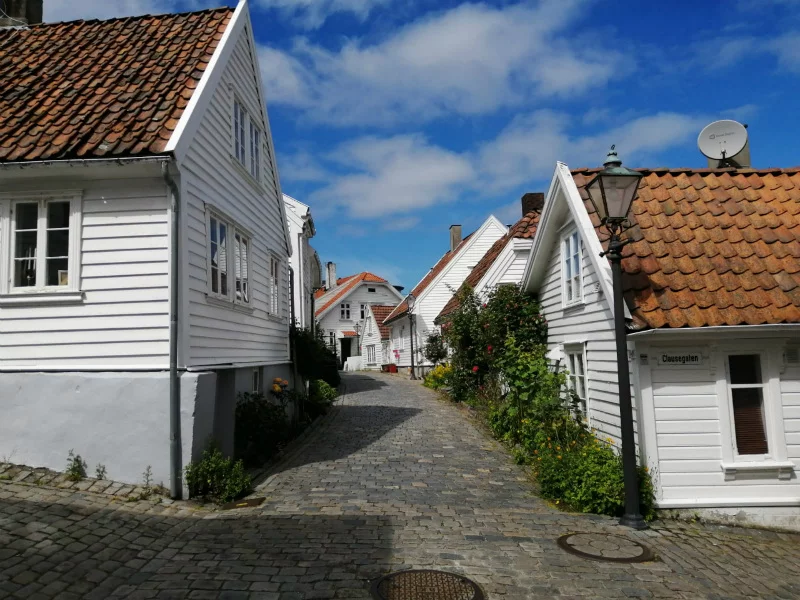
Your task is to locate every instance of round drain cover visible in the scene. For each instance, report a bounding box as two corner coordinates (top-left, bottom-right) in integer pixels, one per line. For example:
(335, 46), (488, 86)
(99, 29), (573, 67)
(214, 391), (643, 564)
(557, 532), (654, 563)
(370, 569), (485, 600)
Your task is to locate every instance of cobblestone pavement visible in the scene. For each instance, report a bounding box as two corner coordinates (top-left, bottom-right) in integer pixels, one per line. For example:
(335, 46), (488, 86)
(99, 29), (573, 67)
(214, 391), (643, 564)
(2, 372), (800, 599)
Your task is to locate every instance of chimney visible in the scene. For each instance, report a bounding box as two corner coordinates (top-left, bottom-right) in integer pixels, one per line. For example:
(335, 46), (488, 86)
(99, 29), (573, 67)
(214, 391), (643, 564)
(326, 262), (337, 290)
(0, 0), (42, 26)
(521, 192), (545, 216)
(449, 225), (462, 252)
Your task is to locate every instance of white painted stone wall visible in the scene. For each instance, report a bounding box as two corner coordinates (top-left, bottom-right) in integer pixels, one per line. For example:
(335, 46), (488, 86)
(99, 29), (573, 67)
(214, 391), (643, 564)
(0, 371), (215, 488)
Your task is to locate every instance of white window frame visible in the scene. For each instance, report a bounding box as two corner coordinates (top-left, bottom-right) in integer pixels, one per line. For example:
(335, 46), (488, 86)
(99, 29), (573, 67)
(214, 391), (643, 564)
(268, 255), (280, 317)
(249, 121), (261, 181)
(714, 345), (793, 480)
(561, 228), (582, 307)
(565, 344), (588, 417)
(233, 98), (246, 166)
(206, 208), (251, 307)
(340, 303), (351, 320)
(366, 344), (376, 364)
(0, 191), (83, 303)
(360, 303), (367, 320)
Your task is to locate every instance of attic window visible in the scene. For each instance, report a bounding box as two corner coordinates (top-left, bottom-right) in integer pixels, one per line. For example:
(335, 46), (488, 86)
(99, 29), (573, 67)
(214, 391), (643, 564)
(562, 230), (582, 306)
(367, 287), (376, 293)
(232, 97), (262, 183)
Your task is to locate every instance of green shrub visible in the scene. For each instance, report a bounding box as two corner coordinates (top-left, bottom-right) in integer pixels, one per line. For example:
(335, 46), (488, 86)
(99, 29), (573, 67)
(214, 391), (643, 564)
(292, 326), (340, 388)
(234, 392), (290, 466)
(423, 363), (452, 389)
(307, 379), (338, 420)
(185, 444), (251, 503)
(422, 332), (448, 366)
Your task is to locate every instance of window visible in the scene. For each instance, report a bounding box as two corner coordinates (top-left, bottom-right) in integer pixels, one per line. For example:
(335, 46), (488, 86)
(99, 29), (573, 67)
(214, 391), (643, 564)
(566, 346), (587, 416)
(4, 196), (81, 294)
(727, 354), (769, 455)
(249, 122), (261, 180)
(329, 331), (335, 348)
(234, 232), (249, 303)
(367, 345), (376, 364)
(207, 210), (250, 306)
(269, 256), (280, 315)
(252, 368), (261, 393)
(340, 303), (350, 319)
(367, 287), (376, 293)
(562, 230), (582, 305)
(233, 99), (246, 165)
(360, 304), (367, 319)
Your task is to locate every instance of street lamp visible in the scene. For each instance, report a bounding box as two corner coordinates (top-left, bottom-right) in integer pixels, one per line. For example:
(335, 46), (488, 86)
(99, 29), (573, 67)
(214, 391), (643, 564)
(354, 322), (361, 357)
(585, 145), (646, 530)
(406, 294), (417, 380)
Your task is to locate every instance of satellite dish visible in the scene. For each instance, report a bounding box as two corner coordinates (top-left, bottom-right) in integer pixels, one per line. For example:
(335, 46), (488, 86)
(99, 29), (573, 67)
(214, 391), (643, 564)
(697, 120), (748, 160)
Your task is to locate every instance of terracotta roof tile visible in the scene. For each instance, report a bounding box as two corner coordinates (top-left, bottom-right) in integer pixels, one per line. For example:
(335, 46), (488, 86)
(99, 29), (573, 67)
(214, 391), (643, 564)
(369, 305), (397, 340)
(314, 272), (390, 317)
(0, 8), (232, 163)
(572, 167), (800, 329)
(435, 210), (540, 323)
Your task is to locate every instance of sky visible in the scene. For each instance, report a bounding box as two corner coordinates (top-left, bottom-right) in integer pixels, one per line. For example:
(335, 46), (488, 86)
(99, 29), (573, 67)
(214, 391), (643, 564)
(44, 0), (800, 290)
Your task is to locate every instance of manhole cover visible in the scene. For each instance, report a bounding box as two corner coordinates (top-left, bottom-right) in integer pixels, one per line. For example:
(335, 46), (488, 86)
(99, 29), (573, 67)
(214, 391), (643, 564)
(370, 569), (485, 600)
(557, 533), (654, 563)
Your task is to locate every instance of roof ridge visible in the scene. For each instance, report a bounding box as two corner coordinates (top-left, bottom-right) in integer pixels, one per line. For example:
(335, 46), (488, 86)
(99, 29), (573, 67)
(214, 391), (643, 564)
(15, 6), (234, 29)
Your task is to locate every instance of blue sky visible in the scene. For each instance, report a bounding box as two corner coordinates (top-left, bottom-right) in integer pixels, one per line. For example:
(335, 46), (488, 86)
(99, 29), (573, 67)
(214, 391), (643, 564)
(47, 0), (800, 290)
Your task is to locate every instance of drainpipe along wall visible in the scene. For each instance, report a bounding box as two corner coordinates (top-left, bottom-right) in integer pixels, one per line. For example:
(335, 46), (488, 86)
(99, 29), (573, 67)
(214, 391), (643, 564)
(161, 161), (182, 499)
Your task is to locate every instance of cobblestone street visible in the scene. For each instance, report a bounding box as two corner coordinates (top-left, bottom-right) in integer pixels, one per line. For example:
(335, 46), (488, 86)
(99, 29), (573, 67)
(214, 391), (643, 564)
(2, 372), (800, 599)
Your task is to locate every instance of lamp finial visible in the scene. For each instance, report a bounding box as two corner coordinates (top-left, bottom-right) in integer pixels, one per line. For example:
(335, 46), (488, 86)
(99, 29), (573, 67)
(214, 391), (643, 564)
(604, 145), (622, 168)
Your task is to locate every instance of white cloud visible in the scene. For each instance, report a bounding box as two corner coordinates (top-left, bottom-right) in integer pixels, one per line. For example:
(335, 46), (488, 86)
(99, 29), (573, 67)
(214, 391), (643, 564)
(477, 110), (709, 191)
(258, 0), (627, 125)
(277, 149), (329, 183)
(382, 217), (420, 231)
(43, 0), (219, 22)
(309, 134), (473, 218)
(768, 32), (800, 72)
(303, 110), (708, 221)
(253, 0), (391, 29)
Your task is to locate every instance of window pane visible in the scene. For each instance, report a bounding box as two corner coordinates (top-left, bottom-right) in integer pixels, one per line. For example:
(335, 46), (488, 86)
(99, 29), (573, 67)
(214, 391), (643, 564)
(47, 229), (69, 257)
(729, 355), (762, 384)
(15, 230), (37, 261)
(14, 258), (36, 287)
(47, 201), (70, 229)
(732, 388), (769, 454)
(16, 202), (38, 230)
(234, 234), (242, 279)
(211, 266), (219, 293)
(47, 258), (69, 286)
(210, 217), (218, 244)
(218, 223), (227, 295)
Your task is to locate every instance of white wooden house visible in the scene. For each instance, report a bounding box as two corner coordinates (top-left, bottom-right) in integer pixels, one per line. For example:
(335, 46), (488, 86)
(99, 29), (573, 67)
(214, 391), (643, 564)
(284, 193), (321, 329)
(0, 1), (292, 491)
(314, 264), (404, 366)
(360, 305), (396, 369)
(523, 162), (800, 530)
(383, 216), (507, 375)
(436, 194), (542, 324)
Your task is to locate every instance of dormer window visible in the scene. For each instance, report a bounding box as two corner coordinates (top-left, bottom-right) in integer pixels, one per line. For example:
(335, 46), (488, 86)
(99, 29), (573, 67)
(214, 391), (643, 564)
(367, 287), (376, 293)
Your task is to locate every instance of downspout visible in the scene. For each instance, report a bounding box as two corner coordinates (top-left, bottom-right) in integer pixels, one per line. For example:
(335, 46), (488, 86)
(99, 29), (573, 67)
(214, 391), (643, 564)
(162, 161), (182, 500)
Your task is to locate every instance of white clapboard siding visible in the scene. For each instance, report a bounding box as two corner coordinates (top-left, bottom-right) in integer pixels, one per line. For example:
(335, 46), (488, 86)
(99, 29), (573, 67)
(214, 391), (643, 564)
(537, 223), (636, 446)
(416, 219), (507, 361)
(0, 178), (170, 368)
(316, 284), (401, 344)
(782, 370), (800, 459)
(360, 311), (384, 369)
(179, 25), (290, 367)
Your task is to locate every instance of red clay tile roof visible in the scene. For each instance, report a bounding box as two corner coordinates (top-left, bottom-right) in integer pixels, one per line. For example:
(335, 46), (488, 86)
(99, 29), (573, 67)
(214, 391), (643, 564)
(383, 233), (475, 325)
(436, 211), (540, 322)
(570, 167), (800, 329)
(0, 8), (232, 163)
(314, 272), (389, 317)
(342, 331), (357, 337)
(369, 305), (397, 340)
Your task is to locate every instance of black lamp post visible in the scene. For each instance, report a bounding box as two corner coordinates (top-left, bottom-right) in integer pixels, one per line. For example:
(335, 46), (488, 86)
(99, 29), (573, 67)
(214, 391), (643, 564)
(407, 294), (417, 380)
(585, 145), (647, 530)
(354, 322), (361, 357)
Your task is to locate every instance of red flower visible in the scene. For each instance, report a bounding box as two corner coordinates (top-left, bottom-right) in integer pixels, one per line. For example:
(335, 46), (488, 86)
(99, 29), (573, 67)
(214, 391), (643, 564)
(472, 366), (479, 372)
(482, 303), (487, 308)
(487, 345), (493, 353)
